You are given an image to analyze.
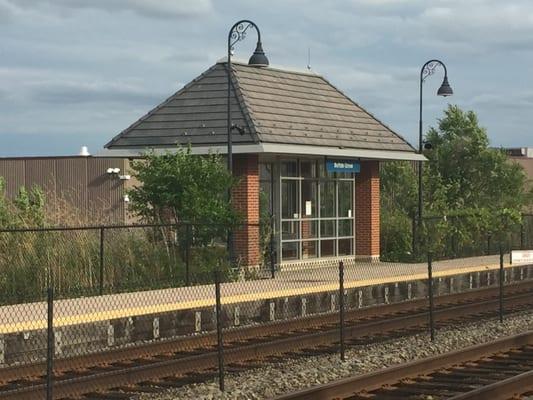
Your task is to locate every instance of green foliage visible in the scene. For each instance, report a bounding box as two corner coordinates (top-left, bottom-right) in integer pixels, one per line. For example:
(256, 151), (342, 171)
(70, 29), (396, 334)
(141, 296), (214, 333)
(0, 178), (47, 229)
(128, 146), (239, 246)
(380, 161), (417, 261)
(381, 105), (531, 260)
(424, 105), (527, 254)
(258, 189), (273, 269)
(0, 168), (238, 305)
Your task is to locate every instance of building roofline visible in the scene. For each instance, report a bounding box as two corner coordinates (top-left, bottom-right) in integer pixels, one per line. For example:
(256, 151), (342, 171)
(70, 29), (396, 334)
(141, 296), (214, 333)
(99, 143), (426, 161)
(216, 57), (319, 77)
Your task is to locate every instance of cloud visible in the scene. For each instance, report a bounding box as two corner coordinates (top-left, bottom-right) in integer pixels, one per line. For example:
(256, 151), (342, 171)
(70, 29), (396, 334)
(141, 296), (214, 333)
(7, 0), (213, 19)
(0, 0), (17, 22)
(0, 67), (169, 106)
(30, 79), (165, 105)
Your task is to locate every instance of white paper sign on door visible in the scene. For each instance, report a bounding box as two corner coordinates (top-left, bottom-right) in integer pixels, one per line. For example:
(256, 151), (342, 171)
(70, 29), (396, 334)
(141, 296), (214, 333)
(305, 201), (312, 216)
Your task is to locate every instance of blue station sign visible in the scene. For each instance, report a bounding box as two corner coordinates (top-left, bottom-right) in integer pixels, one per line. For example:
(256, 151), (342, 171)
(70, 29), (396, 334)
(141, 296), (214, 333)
(326, 159), (360, 173)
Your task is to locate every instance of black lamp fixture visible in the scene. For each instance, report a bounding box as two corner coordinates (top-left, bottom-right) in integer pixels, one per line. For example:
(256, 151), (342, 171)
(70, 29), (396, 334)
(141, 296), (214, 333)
(248, 40), (269, 66)
(225, 20), (268, 269)
(416, 59), (453, 257)
(227, 20), (268, 175)
(437, 75), (453, 97)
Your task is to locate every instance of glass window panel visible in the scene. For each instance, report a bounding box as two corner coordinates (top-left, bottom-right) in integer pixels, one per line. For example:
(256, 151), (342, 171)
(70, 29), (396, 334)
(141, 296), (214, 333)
(282, 221), (299, 240)
(336, 172), (352, 179)
(338, 238), (353, 256)
(282, 180), (299, 219)
(319, 181), (336, 218)
(302, 241), (318, 259)
(338, 180), (353, 218)
(281, 160), (298, 177)
(320, 239), (335, 257)
(318, 161), (326, 177)
(259, 163), (272, 181)
(338, 219), (353, 237)
(300, 160), (316, 178)
(320, 220), (336, 238)
(301, 220), (317, 239)
(282, 242), (299, 260)
(260, 182), (272, 215)
(301, 180), (317, 218)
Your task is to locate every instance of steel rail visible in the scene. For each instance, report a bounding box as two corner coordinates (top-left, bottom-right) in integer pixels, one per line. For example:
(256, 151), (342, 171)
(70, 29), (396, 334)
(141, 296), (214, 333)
(448, 370), (533, 400)
(273, 331), (533, 400)
(0, 288), (532, 399)
(1, 280), (531, 384)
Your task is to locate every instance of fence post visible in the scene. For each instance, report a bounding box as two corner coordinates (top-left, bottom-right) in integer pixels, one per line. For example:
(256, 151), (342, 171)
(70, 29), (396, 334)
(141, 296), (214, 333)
(499, 245), (504, 323)
(214, 268), (225, 391)
(509, 240), (513, 265)
(46, 287), (54, 400)
(185, 224), (191, 286)
(427, 252), (435, 342)
(520, 223), (525, 250)
(339, 261), (345, 361)
(270, 215), (276, 279)
(412, 214), (417, 261)
(99, 227), (105, 295)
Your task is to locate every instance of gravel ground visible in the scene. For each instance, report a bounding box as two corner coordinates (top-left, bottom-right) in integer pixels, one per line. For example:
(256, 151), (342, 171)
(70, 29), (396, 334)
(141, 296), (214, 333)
(137, 311), (533, 400)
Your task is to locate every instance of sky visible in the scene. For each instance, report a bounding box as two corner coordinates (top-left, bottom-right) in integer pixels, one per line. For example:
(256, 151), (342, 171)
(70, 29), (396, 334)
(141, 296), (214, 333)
(0, 0), (532, 156)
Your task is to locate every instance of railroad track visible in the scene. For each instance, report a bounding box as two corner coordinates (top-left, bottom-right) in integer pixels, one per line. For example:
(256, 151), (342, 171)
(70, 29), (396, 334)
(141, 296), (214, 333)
(275, 331), (533, 400)
(1, 281), (532, 400)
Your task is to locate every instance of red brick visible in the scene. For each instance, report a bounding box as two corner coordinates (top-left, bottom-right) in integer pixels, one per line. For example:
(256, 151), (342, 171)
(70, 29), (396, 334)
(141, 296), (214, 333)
(231, 154), (260, 266)
(355, 160), (380, 258)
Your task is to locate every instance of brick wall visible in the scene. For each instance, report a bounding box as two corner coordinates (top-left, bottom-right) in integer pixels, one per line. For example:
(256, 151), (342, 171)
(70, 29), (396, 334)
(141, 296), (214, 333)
(355, 160), (380, 259)
(232, 154), (260, 267)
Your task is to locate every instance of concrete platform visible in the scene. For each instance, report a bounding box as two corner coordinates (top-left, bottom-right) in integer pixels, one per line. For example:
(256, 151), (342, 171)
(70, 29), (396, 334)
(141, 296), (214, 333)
(0, 255), (532, 365)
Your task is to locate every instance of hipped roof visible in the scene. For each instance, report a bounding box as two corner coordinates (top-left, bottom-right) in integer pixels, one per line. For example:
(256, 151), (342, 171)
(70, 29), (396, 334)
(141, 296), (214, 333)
(105, 61), (416, 154)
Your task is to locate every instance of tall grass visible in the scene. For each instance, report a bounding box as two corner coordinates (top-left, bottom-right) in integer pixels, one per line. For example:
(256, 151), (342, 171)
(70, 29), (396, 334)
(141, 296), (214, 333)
(0, 194), (234, 305)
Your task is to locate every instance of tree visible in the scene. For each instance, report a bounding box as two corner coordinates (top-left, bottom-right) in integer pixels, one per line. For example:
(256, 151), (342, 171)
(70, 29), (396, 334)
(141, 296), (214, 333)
(380, 161), (417, 261)
(128, 146), (239, 245)
(381, 105), (532, 260)
(423, 105), (529, 252)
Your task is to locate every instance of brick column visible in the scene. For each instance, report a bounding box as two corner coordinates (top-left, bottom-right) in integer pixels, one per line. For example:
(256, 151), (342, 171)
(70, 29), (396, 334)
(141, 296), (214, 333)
(232, 154), (260, 267)
(355, 160), (380, 261)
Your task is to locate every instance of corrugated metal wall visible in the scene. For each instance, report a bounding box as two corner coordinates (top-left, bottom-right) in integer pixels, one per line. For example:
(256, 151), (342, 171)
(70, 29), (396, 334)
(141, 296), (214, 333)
(0, 156), (130, 225)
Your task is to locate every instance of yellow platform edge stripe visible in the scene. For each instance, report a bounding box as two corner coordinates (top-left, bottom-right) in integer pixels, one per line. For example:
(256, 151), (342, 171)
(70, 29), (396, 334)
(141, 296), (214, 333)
(0, 262), (518, 334)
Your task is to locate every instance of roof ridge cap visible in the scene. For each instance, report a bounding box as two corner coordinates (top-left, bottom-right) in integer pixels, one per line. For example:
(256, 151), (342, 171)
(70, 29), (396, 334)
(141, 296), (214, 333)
(223, 63), (262, 144)
(217, 57), (321, 77)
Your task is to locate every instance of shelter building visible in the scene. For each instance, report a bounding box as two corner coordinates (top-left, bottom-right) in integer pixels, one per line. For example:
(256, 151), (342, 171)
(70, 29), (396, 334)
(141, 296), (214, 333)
(104, 60), (423, 268)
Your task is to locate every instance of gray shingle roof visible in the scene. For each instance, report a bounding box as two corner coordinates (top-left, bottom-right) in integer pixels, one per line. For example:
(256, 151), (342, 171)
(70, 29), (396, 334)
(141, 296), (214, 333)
(105, 61), (415, 153)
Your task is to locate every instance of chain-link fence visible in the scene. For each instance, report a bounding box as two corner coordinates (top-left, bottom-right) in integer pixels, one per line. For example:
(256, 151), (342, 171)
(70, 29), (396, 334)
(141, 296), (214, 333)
(382, 213), (533, 263)
(0, 222), (275, 305)
(0, 221), (532, 398)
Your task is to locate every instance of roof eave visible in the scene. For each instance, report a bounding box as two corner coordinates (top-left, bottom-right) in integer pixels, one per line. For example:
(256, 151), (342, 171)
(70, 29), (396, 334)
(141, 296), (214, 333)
(99, 143), (426, 161)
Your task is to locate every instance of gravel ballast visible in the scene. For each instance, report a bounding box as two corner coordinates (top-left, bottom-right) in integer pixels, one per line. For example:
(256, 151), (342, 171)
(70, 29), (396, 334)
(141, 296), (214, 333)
(138, 311), (533, 400)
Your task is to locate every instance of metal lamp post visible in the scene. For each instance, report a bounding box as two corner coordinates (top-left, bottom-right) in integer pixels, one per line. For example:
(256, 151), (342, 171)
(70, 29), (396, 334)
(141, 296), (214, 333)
(227, 20), (269, 173)
(226, 20), (269, 261)
(416, 60), (453, 256)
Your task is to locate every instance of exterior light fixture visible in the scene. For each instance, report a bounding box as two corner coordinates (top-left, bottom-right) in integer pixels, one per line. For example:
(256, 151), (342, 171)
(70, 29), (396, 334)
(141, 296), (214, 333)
(226, 20), (268, 264)
(248, 41), (269, 67)
(227, 19), (268, 172)
(416, 59), (453, 256)
(437, 75), (453, 97)
(106, 167), (121, 175)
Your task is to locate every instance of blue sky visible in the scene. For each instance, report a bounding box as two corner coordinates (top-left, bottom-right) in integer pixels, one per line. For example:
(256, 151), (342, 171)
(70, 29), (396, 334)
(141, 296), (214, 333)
(0, 0), (532, 156)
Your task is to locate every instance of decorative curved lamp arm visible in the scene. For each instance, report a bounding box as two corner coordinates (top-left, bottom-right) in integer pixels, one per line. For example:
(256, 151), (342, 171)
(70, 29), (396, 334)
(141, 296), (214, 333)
(420, 59), (453, 96)
(228, 20), (268, 67)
